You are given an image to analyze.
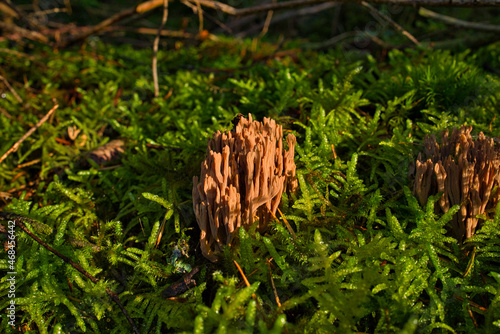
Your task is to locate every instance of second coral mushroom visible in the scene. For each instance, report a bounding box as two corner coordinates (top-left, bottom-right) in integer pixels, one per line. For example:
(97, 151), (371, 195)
(412, 126), (500, 242)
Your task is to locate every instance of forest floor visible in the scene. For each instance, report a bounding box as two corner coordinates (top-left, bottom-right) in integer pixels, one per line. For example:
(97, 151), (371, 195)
(2, 2), (500, 333)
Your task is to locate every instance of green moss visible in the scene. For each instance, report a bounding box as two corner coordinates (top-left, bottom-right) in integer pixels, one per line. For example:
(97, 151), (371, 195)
(1, 38), (500, 333)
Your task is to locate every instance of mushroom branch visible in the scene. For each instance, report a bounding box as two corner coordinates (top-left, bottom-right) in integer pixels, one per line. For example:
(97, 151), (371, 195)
(193, 114), (297, 262)
(412, 126), (500, 242)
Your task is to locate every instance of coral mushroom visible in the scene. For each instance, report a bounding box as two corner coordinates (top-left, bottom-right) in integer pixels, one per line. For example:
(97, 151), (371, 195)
(412, 126), (500, 242)
(193, 114), (297, 261)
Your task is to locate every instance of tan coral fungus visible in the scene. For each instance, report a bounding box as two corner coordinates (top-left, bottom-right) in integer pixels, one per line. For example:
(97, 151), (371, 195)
(412, 126), (500, 242)
(193, 114), (297, 261)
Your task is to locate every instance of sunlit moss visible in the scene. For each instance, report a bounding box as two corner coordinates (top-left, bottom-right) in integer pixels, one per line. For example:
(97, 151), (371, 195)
(1, 39), (500, 332)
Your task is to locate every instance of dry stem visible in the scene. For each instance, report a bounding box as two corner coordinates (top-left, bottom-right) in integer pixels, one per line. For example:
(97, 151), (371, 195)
(419, 7), (500, 32)
(0, 74), (23, 103)
(0, 104), (58, 165)
(153, 0), (169, 97)
(361, 1), (420, 46)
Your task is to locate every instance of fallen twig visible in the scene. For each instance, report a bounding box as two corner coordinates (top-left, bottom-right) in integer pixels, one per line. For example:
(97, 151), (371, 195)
(4, 0), (500, 48)
(419, 7), (500, 32)
(29, 7), (68, 18)
(260, 0), (276, 37)
(0, 0), (43, 30)
(57, 0), (165, 48)
(24, 0), (499, 49)
(234, 260), (258, 301)
(194, 0), (204, 33)
(274, 208), (297, 239)
(182, 0), (233, 33)
(119, 27), (197, 38)
(0, 212), (140, 334)
(189, 0), (500, 17)
(0, 74), (23, 103)
(0, 1), (17, 18)
(153, 0), (169, 97)
(237, 2), (338, 37)
(189, 0), (334, 16)
(0, 104), (58, 165)
(361, 1), (420, 46)
(267, 258), (281, 307)
(0, 21), (48, 44)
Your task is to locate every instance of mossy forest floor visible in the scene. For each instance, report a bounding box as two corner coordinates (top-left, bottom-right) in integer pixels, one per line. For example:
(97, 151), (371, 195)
(1, 35), (500, 333)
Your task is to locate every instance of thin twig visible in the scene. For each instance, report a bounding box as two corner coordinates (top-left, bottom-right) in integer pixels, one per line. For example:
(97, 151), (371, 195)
(462, 246), (476, 277)
(181, 0), (230, 34)
(153, 0), (169, 97)
(0, 104), (58, 165)
(0, 74), (23, 103)
(0, 1), (17, 18)
(366, 33), (393, 48)
(419, 7), (500, 32)
(234, 259), (262, 301)
(0, 0), (43, 30)
(63, 0), (72, 15)
(0, 212), (140, 334)
(275, 208), (297, 239)
(238, 2), (338, 37)
(3, 0), (500, 48)
(260, 0), (276, 37)
(114, 26), (216, 39)
(181, 0), (232, 33)
(16, 158), (42, 169)
(0, 21), (48, 44)
(58, 0), (165, 48)
(194, 0), (500, 16)
(361, 1), (420, 46)
(190, 0), (332, 16)
(468, 307), (478, 328)
(48, 0), (500, 49)
(234, 260), (251, 287)
(194, 0), (204, 33)
(433, 285), (488, 313)
(267, 258), (281, 307)
(29, 7), (68, 17)
(155, 212), (168, 248)
(260, 11), (273, 36)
